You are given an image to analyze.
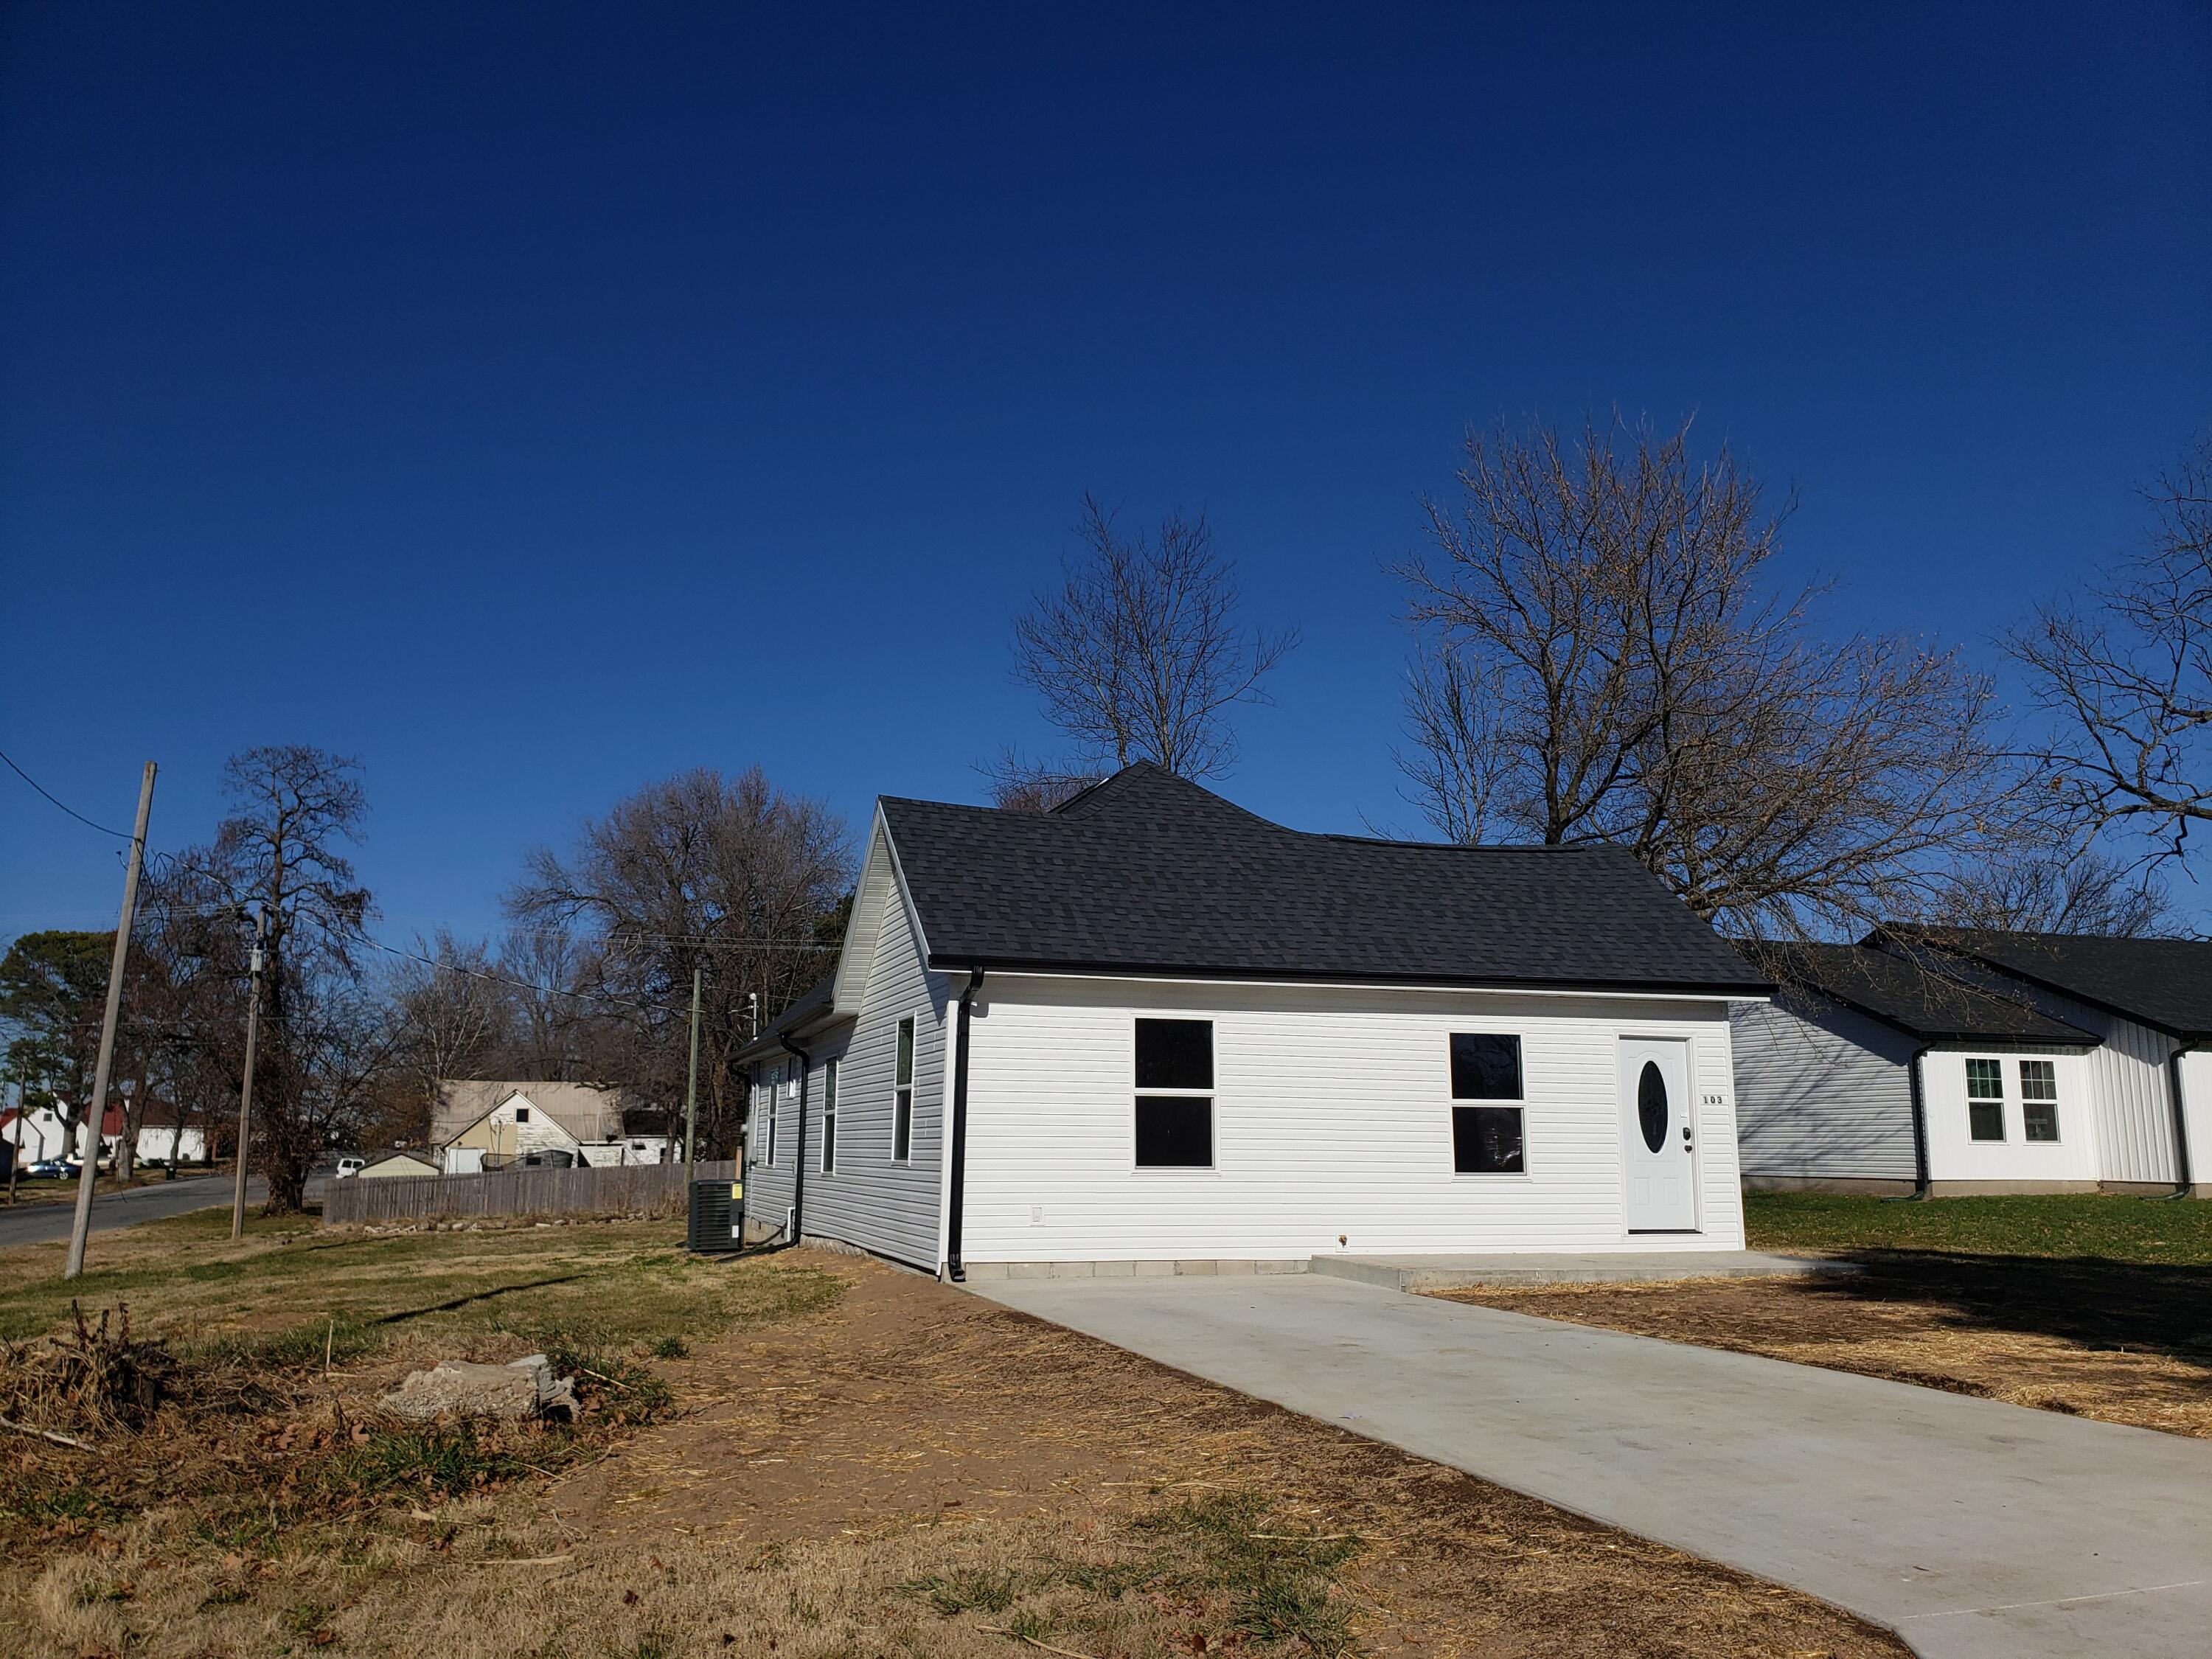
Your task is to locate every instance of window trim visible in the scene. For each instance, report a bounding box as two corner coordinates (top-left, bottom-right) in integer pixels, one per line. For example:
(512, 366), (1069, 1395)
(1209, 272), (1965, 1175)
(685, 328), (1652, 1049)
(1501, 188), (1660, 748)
(1447, 1032), (1529, 1178)
(821, 1057), (838, 1174)
(1964, 1056), (2006, 1144)
(892, 1014), (915, 1164)
(2017, 1057), (2061, 1144)
(1133, 1016), (1217, 1172)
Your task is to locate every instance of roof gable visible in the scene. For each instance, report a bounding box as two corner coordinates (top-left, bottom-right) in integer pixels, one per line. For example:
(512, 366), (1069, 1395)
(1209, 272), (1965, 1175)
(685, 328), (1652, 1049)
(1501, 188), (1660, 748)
(876, 762), (1768, 995)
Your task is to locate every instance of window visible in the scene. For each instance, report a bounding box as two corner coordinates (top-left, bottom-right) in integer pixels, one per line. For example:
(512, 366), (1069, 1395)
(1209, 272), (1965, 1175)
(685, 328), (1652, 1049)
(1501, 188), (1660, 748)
(2020, 1060), (2059, 1143)
(1135, 1018), (1213, 1167)
(512, 1107), (530, 1123)
(1449, 1033), (1524, 1173)
(893, 1017), (914, 1163)
(1965, 1057), (2004, 1141)
(764, 1063), (780, 1165)
(821, 1057), (838, 1173)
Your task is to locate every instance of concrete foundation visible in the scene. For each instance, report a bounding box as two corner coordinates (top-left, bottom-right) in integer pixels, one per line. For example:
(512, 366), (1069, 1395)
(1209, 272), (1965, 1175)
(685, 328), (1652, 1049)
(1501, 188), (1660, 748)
(958, 1257), (1308, 1281)
(1742, 1174), (1918, 1196)
(1310, 1250), (1853, 1292)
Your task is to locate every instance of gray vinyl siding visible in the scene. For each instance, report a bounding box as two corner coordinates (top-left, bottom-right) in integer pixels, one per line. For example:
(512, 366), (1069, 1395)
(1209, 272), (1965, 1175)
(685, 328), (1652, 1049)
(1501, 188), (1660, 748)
(745, 1060), (800, 1231)
(1731, 995), (1919, 1181)
(790, 878), (950, 1269)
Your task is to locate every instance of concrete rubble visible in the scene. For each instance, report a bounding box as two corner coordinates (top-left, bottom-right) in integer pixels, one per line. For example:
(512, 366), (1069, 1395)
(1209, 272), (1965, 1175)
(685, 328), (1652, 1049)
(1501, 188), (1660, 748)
(378, 1353), (578, 1422)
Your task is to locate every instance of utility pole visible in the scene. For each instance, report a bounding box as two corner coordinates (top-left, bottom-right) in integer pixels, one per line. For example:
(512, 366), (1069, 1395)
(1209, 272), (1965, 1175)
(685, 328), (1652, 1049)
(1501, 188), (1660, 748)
(229, 904), (266, 1241)
(684, 965), (702, 1167)
(63, 761), (156, 1279)
(6, 1056), (21, 1206)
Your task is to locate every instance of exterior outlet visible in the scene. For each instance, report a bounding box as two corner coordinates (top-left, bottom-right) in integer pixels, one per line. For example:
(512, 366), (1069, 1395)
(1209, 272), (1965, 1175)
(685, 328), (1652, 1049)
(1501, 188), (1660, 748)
(1030, 1204), (1045, 1225)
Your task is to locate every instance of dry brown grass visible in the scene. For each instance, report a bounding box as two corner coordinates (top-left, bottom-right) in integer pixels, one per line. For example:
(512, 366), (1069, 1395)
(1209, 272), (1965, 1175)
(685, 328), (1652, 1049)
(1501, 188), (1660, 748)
(1435, 1256), (2212, 1439)
(1, 1234), (1910, 1658)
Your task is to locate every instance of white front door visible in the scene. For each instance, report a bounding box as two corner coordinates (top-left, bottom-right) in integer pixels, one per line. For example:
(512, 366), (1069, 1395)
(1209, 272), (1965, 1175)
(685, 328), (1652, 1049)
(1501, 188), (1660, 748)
(1621, 1037), (1697, 1232)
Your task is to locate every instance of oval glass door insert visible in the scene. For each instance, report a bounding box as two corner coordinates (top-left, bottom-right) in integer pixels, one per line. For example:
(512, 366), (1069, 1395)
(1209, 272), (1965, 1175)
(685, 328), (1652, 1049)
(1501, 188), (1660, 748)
(1638, 1060), (1669, 1153)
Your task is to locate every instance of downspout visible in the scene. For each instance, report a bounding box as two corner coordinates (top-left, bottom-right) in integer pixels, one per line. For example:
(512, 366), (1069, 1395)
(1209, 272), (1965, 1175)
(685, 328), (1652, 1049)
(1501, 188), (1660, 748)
(1886, 1045), (1933, 1202)
(2158, 1044), (2197, 1200)
(778, 1034), (811, 1244)
(945, 969), (984, 1283)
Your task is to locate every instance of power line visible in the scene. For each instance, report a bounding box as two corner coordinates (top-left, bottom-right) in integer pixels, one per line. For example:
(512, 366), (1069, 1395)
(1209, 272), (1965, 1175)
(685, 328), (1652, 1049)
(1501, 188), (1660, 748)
(0, 748), (133, 841)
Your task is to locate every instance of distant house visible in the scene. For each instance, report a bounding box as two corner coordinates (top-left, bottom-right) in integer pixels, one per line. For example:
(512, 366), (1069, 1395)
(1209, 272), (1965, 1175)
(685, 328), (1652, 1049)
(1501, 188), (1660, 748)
(1, 1102), (123, 1164)
(735, 762), (1771, 1279)
(432, 1081), (669, 1173)
(134, 1099), (207, 1164)
(1733, 931), (2211, 1197)
(357, 1148), (442, 1180)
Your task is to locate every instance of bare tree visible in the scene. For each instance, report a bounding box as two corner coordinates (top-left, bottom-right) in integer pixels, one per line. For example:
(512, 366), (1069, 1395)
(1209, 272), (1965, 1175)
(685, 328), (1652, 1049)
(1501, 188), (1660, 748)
(1939, 846), (2172, 936)
(1006, 495), (1298, 782)
(386, 931), (512, 1143)
(979, 749), (1107, 813)
(2008, 433), (2212, 866)
(161, 745), (389, 1211)
(507, 768), (853, 1155)
(1394, 415), (2020, 937)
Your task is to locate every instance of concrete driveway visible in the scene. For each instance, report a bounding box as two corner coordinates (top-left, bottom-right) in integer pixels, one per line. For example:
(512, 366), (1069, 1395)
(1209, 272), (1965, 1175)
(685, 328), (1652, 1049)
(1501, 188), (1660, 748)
(978, 1272), (2212, 1659)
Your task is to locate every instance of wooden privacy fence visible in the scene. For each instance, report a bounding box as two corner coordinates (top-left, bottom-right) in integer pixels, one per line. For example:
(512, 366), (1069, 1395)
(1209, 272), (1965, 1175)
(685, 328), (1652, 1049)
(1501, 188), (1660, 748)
(321, 1159), (739, 1226)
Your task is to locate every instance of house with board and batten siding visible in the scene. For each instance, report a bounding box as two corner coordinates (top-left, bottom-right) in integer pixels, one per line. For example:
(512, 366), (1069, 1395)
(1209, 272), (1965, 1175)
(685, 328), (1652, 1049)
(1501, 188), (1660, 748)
(1732, 931), (2211, 1197)
(734, 762), (1773, 1279)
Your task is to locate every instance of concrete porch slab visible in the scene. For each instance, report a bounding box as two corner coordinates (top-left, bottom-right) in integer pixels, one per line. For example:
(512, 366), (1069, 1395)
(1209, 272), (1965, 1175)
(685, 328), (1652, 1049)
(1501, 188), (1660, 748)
(1309, 1249), (1854, 1292)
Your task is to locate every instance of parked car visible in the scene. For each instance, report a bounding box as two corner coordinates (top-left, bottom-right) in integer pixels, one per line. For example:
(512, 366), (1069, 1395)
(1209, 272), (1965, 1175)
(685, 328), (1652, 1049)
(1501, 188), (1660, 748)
(24, 1160), (72, 1179)
(334, 1157), (366, 1179)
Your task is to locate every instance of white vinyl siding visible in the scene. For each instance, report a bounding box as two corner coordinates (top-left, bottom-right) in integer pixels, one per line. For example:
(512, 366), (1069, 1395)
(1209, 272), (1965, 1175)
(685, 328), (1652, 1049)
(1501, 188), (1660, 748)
(1730, 995), (1919, 1183)
(1890, 955), (2183, 1186)
(960, 975), (1744, 1262)
(1919, 1045), (2099, 1186)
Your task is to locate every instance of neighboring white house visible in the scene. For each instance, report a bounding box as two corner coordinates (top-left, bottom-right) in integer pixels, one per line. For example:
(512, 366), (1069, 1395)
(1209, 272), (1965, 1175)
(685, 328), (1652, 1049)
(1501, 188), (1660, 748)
(2, 1102), (125, 1164)
(134, 1122), (208, 1164)
(1733, 932), (2210, 1197)
(2, 1101), (206, 1166)
(433, 1081), (669, 1173)
(735, 762), (1773, 1279)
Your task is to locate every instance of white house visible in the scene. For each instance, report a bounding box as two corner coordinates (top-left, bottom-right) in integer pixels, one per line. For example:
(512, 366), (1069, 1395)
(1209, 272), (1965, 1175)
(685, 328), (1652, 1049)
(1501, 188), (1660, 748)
(1733, 932), (2210, 1197)
(735, 763), (1772, 1279)
(433, 1081), (669, 1173)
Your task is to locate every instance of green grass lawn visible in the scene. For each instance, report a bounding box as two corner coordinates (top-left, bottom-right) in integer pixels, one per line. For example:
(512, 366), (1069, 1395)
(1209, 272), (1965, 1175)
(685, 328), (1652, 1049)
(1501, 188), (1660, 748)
(1746, 1190), (2212, 1265)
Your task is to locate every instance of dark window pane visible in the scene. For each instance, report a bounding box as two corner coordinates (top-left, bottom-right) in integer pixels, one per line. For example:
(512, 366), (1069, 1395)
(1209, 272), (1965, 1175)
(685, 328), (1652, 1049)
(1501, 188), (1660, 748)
(1453, 1106), (1525, 1173)
(1965, 1057), (2003, 1100)
(2023, 1102), (2059, 1142)
(1969, 1100), (2004, 1141)
(1135, 1096), (1212, 1166)
(1136, 1020), (1214, 1090)
(1449, 1034), (1522, 1100)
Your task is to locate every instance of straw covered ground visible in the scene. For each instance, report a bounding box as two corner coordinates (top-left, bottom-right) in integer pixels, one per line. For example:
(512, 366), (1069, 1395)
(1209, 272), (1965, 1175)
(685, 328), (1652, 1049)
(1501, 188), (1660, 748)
(1435, 1194), (2212, 1439)
(1, 1216), (1909, 1658)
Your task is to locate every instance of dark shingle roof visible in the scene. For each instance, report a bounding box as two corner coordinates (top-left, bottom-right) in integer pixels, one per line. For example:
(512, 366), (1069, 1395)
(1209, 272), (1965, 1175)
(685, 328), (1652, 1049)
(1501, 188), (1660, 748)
(1882, 928), (2212, 1040)
(735, 973), (840, 1062)
(1756, 942), (2097, 1044)
(879, 763), (1770, 995)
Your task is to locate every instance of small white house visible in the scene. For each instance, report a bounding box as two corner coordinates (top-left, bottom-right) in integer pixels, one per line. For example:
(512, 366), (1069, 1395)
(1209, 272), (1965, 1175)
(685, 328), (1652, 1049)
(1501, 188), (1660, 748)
(2, 1102), (125, 1164)
(433, 1081), (668, 1173)
(1733, 933), (2210, 1197)
(736, 763), (1771, 1279)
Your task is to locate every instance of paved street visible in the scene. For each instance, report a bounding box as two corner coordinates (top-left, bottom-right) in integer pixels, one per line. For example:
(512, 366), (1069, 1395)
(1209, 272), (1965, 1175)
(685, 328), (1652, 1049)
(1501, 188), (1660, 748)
(0, 1172), (271, 1249)
(979, 1271), (2212, 1659)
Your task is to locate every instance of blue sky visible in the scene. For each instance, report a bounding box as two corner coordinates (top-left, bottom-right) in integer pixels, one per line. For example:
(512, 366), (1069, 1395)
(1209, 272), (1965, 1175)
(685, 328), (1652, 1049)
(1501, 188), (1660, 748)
(4, 1), (2208, 948)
